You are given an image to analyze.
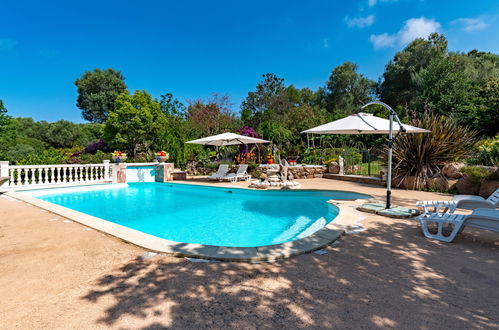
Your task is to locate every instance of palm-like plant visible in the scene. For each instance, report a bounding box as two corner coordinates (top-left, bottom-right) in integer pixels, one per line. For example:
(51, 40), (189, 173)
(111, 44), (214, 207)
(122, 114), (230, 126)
(388, 114), (478, 190)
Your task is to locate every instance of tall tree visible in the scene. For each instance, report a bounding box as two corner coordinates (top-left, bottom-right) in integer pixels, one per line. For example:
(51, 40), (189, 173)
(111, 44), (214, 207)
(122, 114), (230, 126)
(325, 62), (375, 114)
(186, 94), (236, 136)
(0, 99), (10, 133)
(75, 68), (127, 123)
(380, 33), (447, 108)
(241, 73), (292, 127)
(104, 90), (166, 157)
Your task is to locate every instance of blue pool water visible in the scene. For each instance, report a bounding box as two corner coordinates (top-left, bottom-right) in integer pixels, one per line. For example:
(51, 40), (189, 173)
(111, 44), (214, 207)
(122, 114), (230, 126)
(29, 183), (369, 247)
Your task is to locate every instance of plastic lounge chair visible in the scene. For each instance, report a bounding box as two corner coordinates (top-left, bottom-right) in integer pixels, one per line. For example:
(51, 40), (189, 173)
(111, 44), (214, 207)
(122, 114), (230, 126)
(416, 208), (499, 242)
(221, 164), (250, 183)
(207, 164), (229, 181)
(417, 188), (499, 214)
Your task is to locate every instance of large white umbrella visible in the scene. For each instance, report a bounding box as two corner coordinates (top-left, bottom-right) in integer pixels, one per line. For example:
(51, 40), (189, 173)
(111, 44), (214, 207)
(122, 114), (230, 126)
(302, 112), (429, 135)
(302, 102), (430, 209)
(186, 132), (269, 146)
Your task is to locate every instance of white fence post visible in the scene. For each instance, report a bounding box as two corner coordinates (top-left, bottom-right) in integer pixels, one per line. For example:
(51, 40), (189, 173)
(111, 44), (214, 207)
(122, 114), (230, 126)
(0, 161), (9, 187)
(103, 160), (111, 181)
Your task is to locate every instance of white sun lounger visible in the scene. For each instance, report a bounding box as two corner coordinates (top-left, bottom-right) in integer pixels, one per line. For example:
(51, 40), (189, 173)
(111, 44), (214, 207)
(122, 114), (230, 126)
(207, 164), (229, 181)
(221, 164), (250, 183)
(417, 188), (499, 214)
(416, 208), (499, 242)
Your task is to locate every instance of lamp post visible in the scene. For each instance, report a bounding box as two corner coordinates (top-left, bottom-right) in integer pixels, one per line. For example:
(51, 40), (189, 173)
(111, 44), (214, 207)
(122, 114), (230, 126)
(360, 101), (406, 209)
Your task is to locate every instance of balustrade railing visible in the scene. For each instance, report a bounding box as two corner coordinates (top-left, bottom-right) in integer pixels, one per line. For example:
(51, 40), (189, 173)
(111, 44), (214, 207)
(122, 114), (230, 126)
(0, 160), (111, 188)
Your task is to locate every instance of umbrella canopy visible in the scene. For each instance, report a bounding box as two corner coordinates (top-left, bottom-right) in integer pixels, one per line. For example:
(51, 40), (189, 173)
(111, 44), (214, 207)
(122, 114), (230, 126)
(185, 132), (269, 146)
(301, 113), (430, 135)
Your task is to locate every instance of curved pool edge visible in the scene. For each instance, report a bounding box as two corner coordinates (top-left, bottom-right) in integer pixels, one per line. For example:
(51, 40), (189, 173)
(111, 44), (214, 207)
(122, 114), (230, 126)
(5, 191), (369, 262)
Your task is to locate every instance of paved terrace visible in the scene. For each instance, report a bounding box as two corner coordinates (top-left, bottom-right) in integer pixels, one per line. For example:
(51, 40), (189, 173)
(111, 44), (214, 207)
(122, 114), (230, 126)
(0, 178), (498, 329)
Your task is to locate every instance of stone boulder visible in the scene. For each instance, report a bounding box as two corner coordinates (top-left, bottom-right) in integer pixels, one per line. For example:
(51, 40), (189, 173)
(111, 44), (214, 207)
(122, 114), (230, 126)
(328, 162), (340, 174)
(402, 176), (417, 190)
(447, 179), (459, 191)
(441, 162), (464, 179)
(479, 180), (499, 198)
(426, 177), (448, 191)
(456, 175), (481, 195)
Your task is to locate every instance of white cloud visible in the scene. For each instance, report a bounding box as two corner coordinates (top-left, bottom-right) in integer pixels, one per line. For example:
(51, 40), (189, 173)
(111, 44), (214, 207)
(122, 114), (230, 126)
(0, 38), (18, 50)
(398, 17), (441, 44)
(322, 38), (329, 48)
(451, 17), (488, 32)
(369, 33), (397, 49)
(345, 15), (375, 28)
(369, 17), (440, 50)
(368, 0), (398, 7)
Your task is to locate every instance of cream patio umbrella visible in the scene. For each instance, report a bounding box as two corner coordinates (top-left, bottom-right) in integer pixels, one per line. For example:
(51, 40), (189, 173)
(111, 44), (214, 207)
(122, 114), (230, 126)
(185, 132), (269, 146)
(302, 102), (430, 209)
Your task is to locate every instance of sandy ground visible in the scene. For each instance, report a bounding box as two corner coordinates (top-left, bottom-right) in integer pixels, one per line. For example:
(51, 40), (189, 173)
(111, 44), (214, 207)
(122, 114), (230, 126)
(0, 178), (498, 329)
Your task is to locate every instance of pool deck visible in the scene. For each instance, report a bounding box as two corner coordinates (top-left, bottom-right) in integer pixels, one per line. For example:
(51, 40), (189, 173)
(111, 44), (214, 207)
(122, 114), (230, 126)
(1, 178), (498, 329)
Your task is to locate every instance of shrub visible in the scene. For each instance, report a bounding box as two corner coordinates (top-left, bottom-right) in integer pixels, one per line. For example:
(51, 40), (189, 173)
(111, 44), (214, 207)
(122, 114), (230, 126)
(389, 114), (478, 190)
(461, 165), (498, 183)
(467, 135), (499, 166)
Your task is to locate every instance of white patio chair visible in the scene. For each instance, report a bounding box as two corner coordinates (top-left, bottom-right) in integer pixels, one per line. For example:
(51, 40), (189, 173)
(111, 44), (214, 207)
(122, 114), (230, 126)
(417, 188), (499, 214)
(416, 208), (499, 242)
(207, 164), (229, 181)
(221, 164), (250, 183)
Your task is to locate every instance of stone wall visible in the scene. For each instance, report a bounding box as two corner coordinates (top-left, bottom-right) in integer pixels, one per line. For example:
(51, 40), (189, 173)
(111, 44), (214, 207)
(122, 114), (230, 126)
(258, 165), (326, 179)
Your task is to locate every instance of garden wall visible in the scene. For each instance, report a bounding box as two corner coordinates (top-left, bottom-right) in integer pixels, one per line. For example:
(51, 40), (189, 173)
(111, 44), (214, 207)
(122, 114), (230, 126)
(258, 165), (326, 179)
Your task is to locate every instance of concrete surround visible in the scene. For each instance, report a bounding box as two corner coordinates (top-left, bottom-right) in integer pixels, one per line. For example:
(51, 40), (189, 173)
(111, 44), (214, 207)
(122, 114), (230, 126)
(6, 183), (368, 262)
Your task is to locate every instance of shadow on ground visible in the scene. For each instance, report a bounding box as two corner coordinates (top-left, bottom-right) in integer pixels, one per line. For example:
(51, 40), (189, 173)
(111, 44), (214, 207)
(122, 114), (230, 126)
(82, 206), (499, 329)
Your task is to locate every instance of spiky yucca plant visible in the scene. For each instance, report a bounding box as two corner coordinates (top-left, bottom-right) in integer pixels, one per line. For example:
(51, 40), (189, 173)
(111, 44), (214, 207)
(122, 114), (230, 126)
(388, 114), (478, 190)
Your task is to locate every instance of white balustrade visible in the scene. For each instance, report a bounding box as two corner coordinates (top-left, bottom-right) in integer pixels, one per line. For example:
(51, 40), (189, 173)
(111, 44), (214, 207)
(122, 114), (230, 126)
(0, 161), (112, 188)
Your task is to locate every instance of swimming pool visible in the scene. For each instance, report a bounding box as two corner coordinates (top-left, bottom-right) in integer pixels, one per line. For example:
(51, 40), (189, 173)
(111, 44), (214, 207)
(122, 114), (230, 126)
(26, 183), (370, 247)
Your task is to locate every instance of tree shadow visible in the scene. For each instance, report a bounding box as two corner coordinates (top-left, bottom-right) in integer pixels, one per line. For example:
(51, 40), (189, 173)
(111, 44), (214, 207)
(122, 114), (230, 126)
(81, 210), (499, 329)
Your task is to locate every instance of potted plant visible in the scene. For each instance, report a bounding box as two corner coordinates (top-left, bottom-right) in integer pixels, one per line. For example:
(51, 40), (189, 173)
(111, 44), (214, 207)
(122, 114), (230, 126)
(112, 151), (127, 163)
(155, 151), (169, 163)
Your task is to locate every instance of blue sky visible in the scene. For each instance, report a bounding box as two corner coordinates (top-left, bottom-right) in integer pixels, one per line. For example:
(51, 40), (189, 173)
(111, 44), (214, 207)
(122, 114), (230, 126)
(1, 0), (498, 122)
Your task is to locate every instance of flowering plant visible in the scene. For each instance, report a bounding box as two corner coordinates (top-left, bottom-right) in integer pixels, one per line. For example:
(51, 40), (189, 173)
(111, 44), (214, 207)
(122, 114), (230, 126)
(112, 151), (127, 158)
(155, 151), (169, 157)
(235, 151), (255, 164)
(266, 153), (274, 164)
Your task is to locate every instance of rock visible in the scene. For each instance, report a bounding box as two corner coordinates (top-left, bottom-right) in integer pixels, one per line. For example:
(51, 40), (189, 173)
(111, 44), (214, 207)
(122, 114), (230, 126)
(328, 163), (340, 174)
(442, 162), (464, 179)
(447, 179), (459, 190)
(479, 180), (499, 198)
(402, 176), (417, 190)
(260, 173), (268, 180)
(314, 174), (322, 178)
(456, 175), (481, 195)
(426, 177), (448, 191)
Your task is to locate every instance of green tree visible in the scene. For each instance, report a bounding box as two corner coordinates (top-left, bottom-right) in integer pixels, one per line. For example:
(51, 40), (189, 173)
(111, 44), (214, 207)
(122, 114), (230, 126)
(42, 120), (82, 148)
(104, 90), (167, 157)
(158, 93), (191, 166)
(412, 56), (473, 116)
(0, 99), (10, 133)
(380, 33), (448, 107)
(325, 62), (375, 114)
(186, 94), (237, 136)
(241, 73), (292, 127)
(75, 68), (127, 123)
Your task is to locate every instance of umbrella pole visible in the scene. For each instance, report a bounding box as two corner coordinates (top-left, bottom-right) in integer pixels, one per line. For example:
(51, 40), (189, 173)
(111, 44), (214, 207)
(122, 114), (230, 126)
(386, 112), (393, 209)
